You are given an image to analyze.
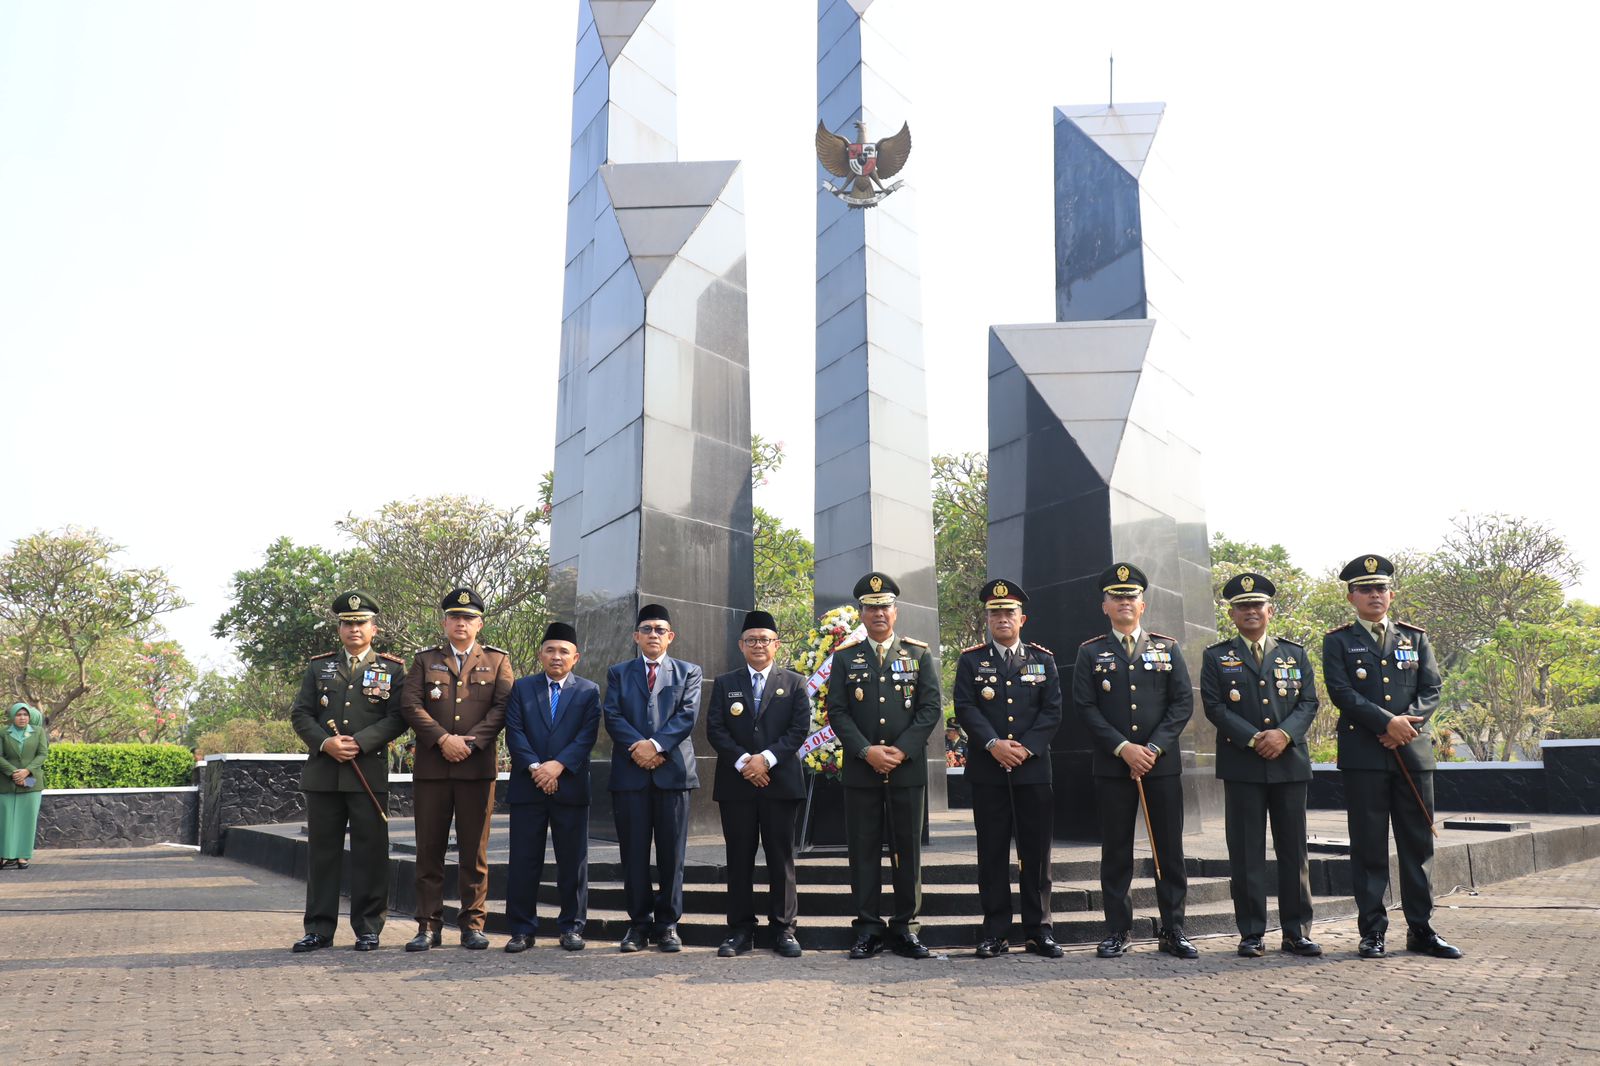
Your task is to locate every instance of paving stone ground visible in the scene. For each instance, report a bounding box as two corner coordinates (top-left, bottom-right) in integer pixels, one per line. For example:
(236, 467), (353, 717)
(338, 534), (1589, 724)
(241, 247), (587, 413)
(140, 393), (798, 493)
(0, 846), (1596, 1064)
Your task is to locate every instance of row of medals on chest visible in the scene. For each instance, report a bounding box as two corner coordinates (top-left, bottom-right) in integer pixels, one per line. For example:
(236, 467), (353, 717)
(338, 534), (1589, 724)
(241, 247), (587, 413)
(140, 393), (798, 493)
(1093, 642), (1175, 693)
(976, 655), (1046, 702)
(852, 653), (918, 707)
(1221, 653), (1302, 702)
(319, 663), (393, 706)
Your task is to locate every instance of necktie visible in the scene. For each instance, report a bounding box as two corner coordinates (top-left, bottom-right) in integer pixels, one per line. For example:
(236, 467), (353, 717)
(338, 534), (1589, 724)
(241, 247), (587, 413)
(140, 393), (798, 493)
(349, 654), (362, 674)
(752, 671), (764, 717)
(454, 651), (465, 675)
(646, 660), (658, 691)
(1372, 622), (1385, 648)
(549, 680), (560, 724)
(1123, 635), (1135, 659)
(876, 643), (887, 667)
(1251, 641), (1263, 665)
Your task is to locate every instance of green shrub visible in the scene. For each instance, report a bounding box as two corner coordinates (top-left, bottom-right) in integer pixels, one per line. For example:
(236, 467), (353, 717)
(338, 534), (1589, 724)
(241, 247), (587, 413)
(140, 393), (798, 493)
(1306, 738), (1338, 765)
(193, 719), (304, 758)
(1550, 704), (1600, 741)
(43, 743), (196, 789)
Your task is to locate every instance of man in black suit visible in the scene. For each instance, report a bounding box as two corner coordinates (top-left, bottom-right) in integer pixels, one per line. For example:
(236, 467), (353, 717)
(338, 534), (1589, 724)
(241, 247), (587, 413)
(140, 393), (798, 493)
(1071, 562), (1197, 960)
(1200, 572), (1321, 958)
(705, 609), (813, 958)
(1323, 554), (1460, 960)
(502, 621), (602, 953)
(602, 603), (702, 953)
(953, 578), (1063, 959)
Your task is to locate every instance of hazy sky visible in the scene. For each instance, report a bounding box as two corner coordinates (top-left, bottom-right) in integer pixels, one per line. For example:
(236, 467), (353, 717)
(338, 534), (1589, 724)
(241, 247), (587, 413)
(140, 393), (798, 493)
(4, 1), (1597, 670)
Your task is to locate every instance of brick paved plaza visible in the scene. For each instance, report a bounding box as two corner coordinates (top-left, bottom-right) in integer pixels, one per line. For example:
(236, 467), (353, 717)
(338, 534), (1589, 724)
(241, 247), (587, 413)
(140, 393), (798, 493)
(0, 847), (1596, 1064)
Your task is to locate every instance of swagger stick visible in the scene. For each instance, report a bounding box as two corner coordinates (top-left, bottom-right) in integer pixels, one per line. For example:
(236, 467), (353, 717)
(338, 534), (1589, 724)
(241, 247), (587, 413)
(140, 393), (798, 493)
(1394, 749), (1440, 839)
(1135, 774), (1162, 881)
(327, 719), (388, 823)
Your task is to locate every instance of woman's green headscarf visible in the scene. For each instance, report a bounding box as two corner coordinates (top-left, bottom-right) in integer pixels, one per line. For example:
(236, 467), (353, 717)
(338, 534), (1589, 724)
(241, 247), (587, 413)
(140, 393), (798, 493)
(7, 702), (37, 743)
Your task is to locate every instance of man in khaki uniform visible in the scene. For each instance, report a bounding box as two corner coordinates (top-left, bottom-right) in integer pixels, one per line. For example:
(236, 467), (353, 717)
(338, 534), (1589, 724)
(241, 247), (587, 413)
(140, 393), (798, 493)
(399, 587), (513, 950)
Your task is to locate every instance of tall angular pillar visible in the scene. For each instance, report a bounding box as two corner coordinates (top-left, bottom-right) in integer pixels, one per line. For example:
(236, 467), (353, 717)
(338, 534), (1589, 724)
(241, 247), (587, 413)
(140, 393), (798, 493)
(814, 0), (943, 805)
(549, 2), (754, 836)
(988, 104), (1217, 840)
(551, 0), (679, 619)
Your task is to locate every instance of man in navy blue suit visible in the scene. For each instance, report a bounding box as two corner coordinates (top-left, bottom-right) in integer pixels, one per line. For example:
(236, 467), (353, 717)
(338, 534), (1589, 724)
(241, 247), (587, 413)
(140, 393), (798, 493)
(705, 609), (813, 958)
(603, 603), (702, 952)
(502, 621), (601, 953)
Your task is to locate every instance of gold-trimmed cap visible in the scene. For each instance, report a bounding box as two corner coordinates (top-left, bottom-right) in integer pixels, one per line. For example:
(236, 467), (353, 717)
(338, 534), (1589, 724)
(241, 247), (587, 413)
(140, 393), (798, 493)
(853, 571), (900, 606)
(333, 589), (378, 621)
(441, 587), (485, 616)
(980, 577), (1027, 610)
(1338, 554), (1394, 588)
(1222, 571), (1275, 604)
(1100, 562), (1148, 595)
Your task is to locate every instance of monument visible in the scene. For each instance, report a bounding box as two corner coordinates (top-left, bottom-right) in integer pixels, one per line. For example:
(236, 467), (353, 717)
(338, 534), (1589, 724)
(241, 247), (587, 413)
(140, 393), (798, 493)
(548, 1), (754, 833)
(987, 102), (1219, 839)
(813, 0), (944, 803)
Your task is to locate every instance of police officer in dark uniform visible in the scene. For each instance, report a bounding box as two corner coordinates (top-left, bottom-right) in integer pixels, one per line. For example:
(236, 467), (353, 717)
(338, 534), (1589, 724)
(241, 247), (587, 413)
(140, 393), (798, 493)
(1200, 572), (1321, 958)
(1323, 554), (1461, 960)
(824, 572), (942, 960)
(1071, 562), (1197, 959)
(399, 587), (514, 951)
(953, 578), (1063, 959)
(288, 590), (408, 952)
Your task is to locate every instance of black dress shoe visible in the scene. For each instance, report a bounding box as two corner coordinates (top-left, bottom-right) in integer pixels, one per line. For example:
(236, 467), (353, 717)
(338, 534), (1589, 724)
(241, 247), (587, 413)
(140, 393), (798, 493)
(774, 931), (802, 958)
(1358, 934), (1386, 959)
(1406, 928), (1463, 959)
(890, 932), (931, 959)
(848, 934), (884, 960)
(291, 933), (332, 953)
(405, 928), (441, 952)
(1026, 933), (1063, 959)
(504, 934), (532, 953)
(718, 931), (754, 958)
(656, 927), (682, 953)
(1281, 935), (1323, 957)
(1237, 936), (1265, 958)
(975, 937), (1009, 959)
(619, 926), (648, 953)
(352, 933), (380, 952)
(1096, 931), (1130, 958)
(461, 929), (490, 950)
(559, 931), (586, 951)
(1158, 927), (1199, 959)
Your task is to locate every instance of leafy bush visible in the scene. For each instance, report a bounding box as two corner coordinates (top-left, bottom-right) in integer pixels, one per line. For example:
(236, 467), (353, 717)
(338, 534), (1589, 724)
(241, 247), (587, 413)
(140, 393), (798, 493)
(43, 743), (195, 789)
(193, 719), (304, 758)
(1550, 704), (1600, 741)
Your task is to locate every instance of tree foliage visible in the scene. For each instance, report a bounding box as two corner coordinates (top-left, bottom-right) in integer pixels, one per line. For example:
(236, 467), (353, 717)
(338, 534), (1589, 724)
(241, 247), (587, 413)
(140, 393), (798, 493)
(751, 435), (815, 641)
(931, 452), (988, 692)
(0, 528), (186, 742)
(213, 537), (350, 678)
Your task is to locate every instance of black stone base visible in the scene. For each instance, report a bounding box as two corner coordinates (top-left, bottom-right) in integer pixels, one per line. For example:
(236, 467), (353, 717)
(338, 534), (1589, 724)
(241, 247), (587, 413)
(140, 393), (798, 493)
(36, 789), (198, 849)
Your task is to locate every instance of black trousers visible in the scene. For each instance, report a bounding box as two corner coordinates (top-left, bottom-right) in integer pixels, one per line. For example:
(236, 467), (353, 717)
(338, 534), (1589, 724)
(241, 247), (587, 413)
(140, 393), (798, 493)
(613, 785), (690, 933)
(1343, 768), (1435, 936)
(1095, 773), (1187, 932)
(844, 784), (924, 936)
(1223, 779), (1313, 940)
(971, 780), (1054, 940)
(412, 778), (496, 932)
(719, 796), (801, 935)
(506, 799), (589, 935)
(303, 789), (390, 939)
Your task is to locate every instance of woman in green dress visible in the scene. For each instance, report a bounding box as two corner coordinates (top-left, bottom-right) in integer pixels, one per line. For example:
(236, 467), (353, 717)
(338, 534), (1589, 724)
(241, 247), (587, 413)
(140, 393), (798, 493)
(0, 702), (48, 869)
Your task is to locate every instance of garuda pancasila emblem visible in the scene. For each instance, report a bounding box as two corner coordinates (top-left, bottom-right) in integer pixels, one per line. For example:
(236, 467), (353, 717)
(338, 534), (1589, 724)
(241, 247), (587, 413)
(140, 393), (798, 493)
(815, 119), (912, 209)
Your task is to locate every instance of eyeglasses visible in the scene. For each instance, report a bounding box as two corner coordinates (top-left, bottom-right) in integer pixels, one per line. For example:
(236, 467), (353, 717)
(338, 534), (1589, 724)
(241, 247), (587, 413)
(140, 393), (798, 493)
(741, 637), (776, 647)
(1355, 585), (1391, 594)
(636, 625), (671, 636)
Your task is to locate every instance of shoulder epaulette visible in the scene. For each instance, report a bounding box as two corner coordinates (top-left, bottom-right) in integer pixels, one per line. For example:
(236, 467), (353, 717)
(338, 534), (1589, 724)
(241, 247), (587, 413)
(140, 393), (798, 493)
(1274, 636), (1305, 648)
(900, 636), (929, 648)
(483, 644), (509, 655)
(309, 651), (337, 660)
(834, 637), (864, 651)
(961, 642), (986, 654)
(1327, 622), (1355, 634)
(1207, 638), (1233, 650)
(1148, 632), (1177, 643)
(1395, 620), (1426, 633)
(1026, 641), (1054, 655)
(377, 651), (406, 664)
(1080, 635), (1104, 646)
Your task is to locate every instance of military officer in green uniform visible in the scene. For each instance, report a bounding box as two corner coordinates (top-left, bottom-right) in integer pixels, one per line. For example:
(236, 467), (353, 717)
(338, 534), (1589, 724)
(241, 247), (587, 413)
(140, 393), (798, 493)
(1200, 572), (1321, 958)
(1323, 554), (1461, 960)
(1071, 562), (1197, 959)
(952, 578), (1063, 959)
(825, 571), (942, 960)
(288, 590), (408, 952)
